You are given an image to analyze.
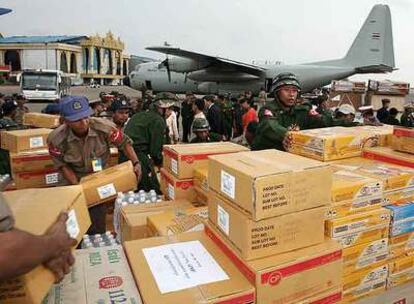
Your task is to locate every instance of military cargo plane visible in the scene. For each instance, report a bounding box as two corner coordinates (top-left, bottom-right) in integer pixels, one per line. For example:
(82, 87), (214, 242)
(127, 4), (395, 94)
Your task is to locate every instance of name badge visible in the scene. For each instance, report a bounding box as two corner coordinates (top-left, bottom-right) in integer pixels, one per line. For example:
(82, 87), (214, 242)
(92, 158), (103, 172)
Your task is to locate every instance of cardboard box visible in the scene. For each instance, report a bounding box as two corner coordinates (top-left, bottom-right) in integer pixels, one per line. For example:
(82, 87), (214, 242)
(385, 202), (414, 222)
(383, 186), (414, 206)
(80, 161), (137, 207)
(325, 208), (391, 239)
(208, 191), (326, 260)
(120, 199), (194, 242)
(298, 288), (342, 304)
(43, 245), (142, 304)
(194, 166), (209, 192)
(386, 202), (414, 236)
(147, 206), (208, 236)
(13, 168), (63, 189)
(325, 197), (383, 220)
(334, 225), (389, 249)
(0, 128), (51, 153)
(342, 263), (388, 302)
(289, 126), (391, 161)
(163, 142), (249, 179)
(205, 224), (343, 304)
(389, 255), (414, 275)
(357, 280), (414, 303)
(331, 169), (383, 204)
(363, 147), (414, 169)
(9, 149), (54, 173)
(387, 268), (414, 289)
(332, 157), (414, 192)
(23, 112), (60, 129)
(123, 231), (255, 304)
(343, 238), (389, 266)
(0, 186), (91, 304)
(160, 167), (196, 202)
(389, 231), (414, 258)
(392, 127), (414, 155)
(208, 149), (331, 220)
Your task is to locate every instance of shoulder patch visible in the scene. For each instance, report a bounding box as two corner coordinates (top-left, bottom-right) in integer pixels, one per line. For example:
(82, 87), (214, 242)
(48, 144), (62, 157)
(109, 128), (124, 145)
(263, 109), (274, 117)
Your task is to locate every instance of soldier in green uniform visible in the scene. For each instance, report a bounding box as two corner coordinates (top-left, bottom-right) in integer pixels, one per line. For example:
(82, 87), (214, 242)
(400, 102), (414, 128)
(47, 96), (141, 234)
(217, 94), (233, 140)
(253, 73), (333, 151)
(0, 100), (20, 175)
(121, 92), (176, 193)
(190, 117), (222, 143)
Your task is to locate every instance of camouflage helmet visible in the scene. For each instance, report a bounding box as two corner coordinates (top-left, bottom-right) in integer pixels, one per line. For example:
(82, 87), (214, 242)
(154, 92), (178, 108)
(192, 117), (210, 132)
(271, 72), (301, 93)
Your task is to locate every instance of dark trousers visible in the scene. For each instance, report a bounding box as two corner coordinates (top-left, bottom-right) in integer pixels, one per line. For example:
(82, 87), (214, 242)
(182, 118), (193, 143)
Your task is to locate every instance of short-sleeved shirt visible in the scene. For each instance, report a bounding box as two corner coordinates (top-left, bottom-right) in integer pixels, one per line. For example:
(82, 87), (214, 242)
(0, 194), (14, 232)
(47, 117), (132, 179)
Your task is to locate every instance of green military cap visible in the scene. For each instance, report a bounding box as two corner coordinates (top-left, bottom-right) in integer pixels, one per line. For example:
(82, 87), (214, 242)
(271, 72), (301, 92)
(154, 92), (178, 108)
(192, 117), (210, 132)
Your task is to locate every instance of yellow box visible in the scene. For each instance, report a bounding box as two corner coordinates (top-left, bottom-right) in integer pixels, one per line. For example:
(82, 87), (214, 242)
(147, 206), (208, 236)
(331, 169), (383, 204)
(383, 187), (414, 205)
(392, 126), (414, 155)
(289, 126), (391, 161)
(194, 167), (209, 192)
(325, 198), (383, 220)
(387, 268), (414, 289)
(334, 225), (389, 248)
(342, 238), (388, 268)
(342, 285), (386, 304)
(389, 232), (414, 258)
(333, 157), (414, 192)
(325, 208), (391, 239)
(389, 255), (414, 275)
(343, 263), (388, 301)
(343, 254), (389, 276)
(390, 242), (414, 259)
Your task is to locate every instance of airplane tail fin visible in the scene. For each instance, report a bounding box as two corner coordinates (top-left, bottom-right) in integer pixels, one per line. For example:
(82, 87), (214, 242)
(317, 4), (395, 73)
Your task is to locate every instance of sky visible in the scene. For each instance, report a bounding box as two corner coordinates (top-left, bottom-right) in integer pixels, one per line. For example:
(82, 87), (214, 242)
(0, 0), (413, 84)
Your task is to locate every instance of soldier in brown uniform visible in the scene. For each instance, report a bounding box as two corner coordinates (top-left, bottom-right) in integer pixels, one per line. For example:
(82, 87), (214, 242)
(47, 96), (141, 234)
(0, 193), (77, 282)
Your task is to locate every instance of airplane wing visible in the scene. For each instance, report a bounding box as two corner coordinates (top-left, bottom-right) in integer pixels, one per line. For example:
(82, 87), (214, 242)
(146, 46), (266, 77)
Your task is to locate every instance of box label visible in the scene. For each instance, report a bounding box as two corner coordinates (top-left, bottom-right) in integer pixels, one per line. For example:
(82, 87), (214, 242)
(29, 136), (44, 148)
(45, 172), (59, 185)
(221, 170), (235, 199)
(333, 219), (368, 237)
(66, 209), (80, 239)
(142, 240), (229, 293)
(217, 204), (230, 235)
(97, 183), (117, 200)
(168, 183), (175, 200)
(171, 158), (178, 175)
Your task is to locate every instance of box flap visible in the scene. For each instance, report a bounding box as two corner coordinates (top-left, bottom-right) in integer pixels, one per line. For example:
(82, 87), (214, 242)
(164, 142), (248, 156)
(209, 149), (328, 178)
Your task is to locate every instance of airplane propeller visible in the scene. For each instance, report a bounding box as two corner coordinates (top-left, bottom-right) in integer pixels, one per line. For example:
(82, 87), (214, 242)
(161, 57), (172, 83)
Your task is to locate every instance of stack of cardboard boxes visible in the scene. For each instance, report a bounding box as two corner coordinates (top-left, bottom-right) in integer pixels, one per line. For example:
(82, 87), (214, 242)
(363, 126), (414, 169)
(161, 142), (248, 202)
(0, 128), (64, 189)
(205, 149), (343, 304)
(325, 166), (391, 302)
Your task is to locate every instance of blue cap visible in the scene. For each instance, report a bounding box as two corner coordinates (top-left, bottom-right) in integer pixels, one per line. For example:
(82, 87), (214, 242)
(60, 96), (94, 121)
